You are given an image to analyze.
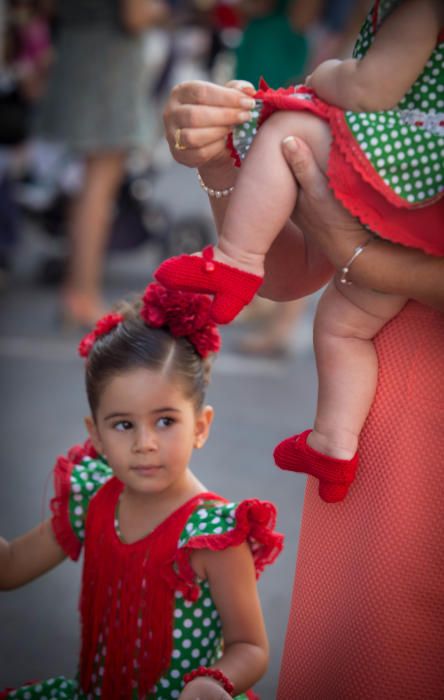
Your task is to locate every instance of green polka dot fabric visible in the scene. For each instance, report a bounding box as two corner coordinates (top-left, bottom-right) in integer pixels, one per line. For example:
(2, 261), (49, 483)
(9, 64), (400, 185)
(343, 0), (444, 205)
(231, 103), (263, 164)
(68, 456), (112, 543)
(5, 456), (269, 699)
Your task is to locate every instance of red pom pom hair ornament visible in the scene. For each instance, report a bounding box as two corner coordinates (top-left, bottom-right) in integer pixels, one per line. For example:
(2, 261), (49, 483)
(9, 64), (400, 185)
(140, 283), (221, 358)
(78, 313), (124, 358)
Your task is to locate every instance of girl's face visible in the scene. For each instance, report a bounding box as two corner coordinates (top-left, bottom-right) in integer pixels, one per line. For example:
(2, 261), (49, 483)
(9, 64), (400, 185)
(85, 367), (213, 497)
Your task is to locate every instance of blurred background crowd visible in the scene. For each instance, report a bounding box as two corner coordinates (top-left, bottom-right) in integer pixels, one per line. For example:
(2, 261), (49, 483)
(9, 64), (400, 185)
(0, 0), (368, 355)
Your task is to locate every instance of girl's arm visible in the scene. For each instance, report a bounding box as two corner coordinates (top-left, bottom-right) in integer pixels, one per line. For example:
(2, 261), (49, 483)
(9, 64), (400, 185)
(308, 0), (443, 111)
(0, 519), (66, 591)
(180, 544), (269, 698)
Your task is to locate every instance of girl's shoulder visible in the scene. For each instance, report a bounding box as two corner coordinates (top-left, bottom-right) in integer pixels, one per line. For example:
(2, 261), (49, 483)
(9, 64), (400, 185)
(50, 440), (112, 560)
(176, 497), (284, 587)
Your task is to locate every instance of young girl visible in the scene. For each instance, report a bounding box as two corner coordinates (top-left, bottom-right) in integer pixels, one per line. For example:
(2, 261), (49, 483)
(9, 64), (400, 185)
(0, 283), (283, 699)
(155, 0), (444, 502)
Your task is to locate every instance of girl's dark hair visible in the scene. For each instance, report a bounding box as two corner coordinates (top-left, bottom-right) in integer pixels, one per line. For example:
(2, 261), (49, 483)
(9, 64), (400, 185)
(85, 299), (214, 416)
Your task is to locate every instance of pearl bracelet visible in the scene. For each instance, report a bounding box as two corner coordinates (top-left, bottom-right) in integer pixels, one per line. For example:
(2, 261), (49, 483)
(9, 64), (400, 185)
(197, 172), (234, 199)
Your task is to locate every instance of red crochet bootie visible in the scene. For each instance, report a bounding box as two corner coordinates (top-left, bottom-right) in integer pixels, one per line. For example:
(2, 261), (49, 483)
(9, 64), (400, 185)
(154, 246), (263, 324)
(273, 429), (359, 503)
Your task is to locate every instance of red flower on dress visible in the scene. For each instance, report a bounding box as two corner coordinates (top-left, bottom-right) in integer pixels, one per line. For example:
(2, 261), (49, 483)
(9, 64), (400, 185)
(140, 283), (221, 358)
(78, 313), (124, 358)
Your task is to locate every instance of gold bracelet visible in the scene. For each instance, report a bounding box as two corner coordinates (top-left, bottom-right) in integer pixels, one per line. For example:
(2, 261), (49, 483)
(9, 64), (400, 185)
(339, 236), (374, 285)
(197, 172), (234, 199)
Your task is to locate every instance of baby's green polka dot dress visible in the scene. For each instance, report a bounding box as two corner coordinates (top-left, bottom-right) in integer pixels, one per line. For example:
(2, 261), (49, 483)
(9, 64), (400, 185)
(231, 0), (444, 256)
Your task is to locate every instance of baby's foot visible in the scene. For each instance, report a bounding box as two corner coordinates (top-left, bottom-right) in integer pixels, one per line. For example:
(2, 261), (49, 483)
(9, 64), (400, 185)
(307, 429), (358, 461)
(211, 238), (265, 278)
(274, 429), (359, 503)
(154, 245), (263, 324)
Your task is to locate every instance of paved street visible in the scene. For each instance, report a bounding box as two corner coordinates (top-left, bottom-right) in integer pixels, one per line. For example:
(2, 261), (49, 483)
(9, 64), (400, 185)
(0, 160), (318, 698)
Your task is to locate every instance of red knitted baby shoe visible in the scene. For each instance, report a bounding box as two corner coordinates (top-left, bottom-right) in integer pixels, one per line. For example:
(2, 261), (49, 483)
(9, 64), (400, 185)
(154, 246), (263, 324)
(273, 429), (359, 503)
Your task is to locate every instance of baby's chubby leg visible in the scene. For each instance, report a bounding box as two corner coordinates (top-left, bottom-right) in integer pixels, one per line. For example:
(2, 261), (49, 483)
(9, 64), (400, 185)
(309, 279), (406, 460)
(216, 111), (332, 276)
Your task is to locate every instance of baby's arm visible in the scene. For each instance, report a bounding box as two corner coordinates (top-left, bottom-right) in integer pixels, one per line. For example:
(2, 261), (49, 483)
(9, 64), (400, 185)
(180, 544), (268, 699)
(0, 519), (66, 590)
(308, 0), (443, 111)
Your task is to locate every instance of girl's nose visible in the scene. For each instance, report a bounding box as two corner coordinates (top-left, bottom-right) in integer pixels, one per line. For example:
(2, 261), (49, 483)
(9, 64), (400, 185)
(133, 427), (157, 452)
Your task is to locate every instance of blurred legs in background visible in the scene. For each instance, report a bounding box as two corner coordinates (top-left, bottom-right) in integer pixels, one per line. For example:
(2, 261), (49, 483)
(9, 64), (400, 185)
(237, 298), (309, 358)
(61, 151), (127, 327)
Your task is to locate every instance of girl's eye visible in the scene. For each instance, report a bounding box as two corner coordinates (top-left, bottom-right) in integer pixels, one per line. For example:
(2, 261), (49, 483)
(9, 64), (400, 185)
(114, 420), (133, 431)
(157, 417), (175, 429)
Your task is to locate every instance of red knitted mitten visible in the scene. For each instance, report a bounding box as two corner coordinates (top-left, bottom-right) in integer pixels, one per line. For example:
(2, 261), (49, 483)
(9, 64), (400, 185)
(154, 246), (263, 324)
(273, 429), (359, 503)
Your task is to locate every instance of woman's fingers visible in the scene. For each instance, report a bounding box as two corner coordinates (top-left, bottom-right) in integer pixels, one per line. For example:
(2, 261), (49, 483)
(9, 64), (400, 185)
(169, 139), (232, 168)
(174, 104), (253, 130)
(171, 126), (230, 150)
(171, 80), (256, 109)
(225, 79), (256, 95)
(281, 135), (369, 265)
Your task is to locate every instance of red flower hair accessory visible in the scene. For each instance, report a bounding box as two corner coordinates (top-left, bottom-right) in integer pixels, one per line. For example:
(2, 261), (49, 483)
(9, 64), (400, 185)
(78, 312), (124, 358)
(140, 283), (221, 358)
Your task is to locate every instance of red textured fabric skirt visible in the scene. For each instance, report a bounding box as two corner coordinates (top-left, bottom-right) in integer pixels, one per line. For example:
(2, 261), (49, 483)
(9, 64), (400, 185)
(278, 302), (444, 699)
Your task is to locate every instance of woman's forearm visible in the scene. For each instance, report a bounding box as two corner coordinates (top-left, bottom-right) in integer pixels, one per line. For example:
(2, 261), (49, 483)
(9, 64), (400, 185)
(342, 238), (444, 312)
(198, 161), (238, 236)
(261, 221), (334, 300)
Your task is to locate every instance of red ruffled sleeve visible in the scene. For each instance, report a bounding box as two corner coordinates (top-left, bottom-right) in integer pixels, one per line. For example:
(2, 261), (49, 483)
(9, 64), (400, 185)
(49, 440), (98, 561)
(172, 499), (284, 601)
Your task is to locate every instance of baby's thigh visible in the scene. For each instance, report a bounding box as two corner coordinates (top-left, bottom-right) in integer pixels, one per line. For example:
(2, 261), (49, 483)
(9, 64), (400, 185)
(315, 279), (406, 340)
(259, 111), (332, 171)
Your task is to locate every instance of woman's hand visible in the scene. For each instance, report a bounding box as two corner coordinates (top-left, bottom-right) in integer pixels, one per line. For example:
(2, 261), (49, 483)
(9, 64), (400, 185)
(178, 676), (232, 700)
(162, 80), (256, 172)
(281, 136), (369, 267)
(280, 136), (444, 311)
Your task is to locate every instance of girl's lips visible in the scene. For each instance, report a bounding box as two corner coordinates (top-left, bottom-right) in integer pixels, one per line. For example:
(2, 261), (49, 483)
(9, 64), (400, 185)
(131, 465), (161, 474)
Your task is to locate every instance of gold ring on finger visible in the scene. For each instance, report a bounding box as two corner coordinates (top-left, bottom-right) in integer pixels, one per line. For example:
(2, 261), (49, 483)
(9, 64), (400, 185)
(174, 127), (187, 151)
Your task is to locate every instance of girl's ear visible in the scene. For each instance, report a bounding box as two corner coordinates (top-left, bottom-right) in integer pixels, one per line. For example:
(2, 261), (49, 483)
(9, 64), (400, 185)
(84, 416), (103, 454)
(194, 405), (214, 449)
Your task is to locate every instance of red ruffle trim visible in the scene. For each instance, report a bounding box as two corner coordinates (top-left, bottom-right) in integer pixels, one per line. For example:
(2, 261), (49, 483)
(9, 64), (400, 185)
(49, 440), (98, 561)
(327, 140), (444, 255)
(226, 130), (241, 168)
(172, 499), (284, 600)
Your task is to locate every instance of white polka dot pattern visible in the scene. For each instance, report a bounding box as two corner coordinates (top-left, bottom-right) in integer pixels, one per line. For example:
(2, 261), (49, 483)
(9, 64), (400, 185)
(69, 458), (112, 543)
(345, 2), (444, 204)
